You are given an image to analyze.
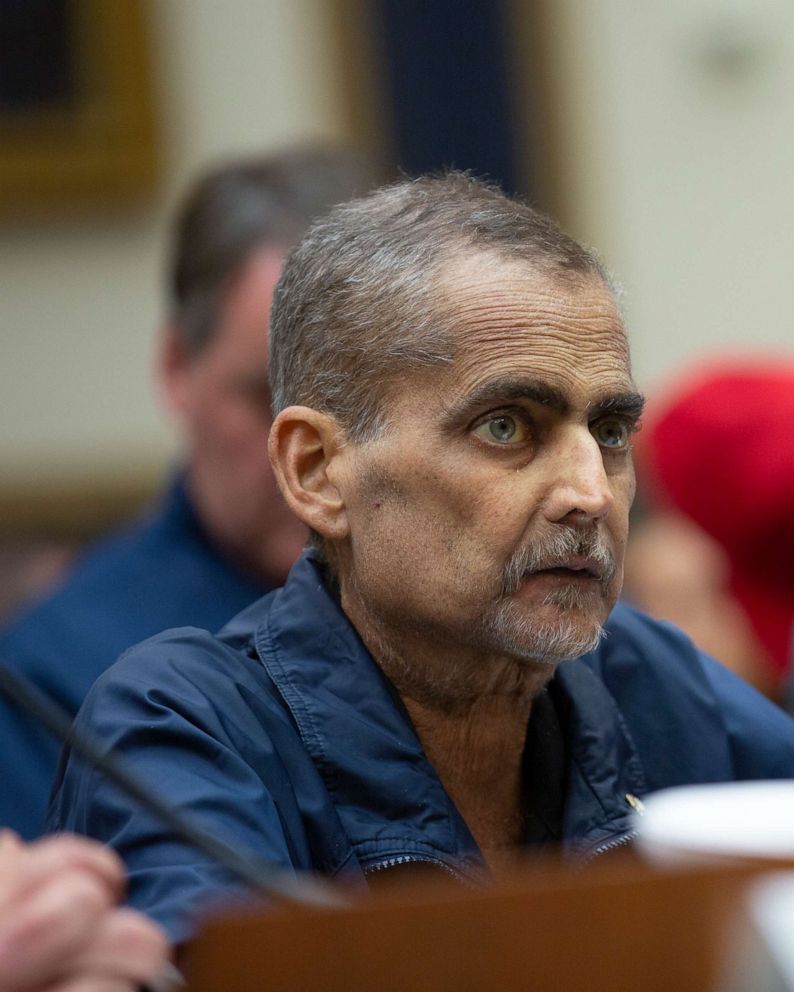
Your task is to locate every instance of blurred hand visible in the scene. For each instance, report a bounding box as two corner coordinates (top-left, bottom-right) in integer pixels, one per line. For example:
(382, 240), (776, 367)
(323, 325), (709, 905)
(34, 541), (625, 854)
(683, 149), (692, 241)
(0, 831), (169, 992)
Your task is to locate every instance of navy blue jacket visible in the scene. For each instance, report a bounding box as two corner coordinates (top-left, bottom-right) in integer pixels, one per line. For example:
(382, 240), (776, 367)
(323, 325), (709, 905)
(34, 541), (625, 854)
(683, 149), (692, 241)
(48, 552), (794, 943)
(0, 479), (268, 838)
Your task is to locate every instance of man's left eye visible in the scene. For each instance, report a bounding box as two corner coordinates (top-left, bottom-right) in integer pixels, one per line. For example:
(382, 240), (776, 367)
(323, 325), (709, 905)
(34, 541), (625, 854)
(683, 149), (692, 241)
(592, 418), (631, 449)
(473, 414), (530, 445)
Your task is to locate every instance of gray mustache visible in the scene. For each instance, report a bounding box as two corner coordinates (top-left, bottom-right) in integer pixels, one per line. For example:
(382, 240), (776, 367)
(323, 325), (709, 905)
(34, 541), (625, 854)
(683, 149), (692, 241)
(501, 530), (617, 596)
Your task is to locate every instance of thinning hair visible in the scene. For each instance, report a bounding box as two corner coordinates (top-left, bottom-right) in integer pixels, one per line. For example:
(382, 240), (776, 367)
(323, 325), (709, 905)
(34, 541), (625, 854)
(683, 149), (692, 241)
(167, 146), (372, 354)
(270, 172), (610, 441)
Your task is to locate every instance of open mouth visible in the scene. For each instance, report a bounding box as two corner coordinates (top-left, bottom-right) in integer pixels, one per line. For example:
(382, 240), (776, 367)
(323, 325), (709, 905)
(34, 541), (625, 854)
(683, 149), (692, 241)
(502, 545), (615, 597)
(534, 566), (598, 578)
(530, 554), (604, 577)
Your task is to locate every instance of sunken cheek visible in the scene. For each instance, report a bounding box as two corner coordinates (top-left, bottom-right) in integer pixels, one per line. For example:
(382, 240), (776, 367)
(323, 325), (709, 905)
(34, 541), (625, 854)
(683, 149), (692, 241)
(368, 426), (533, 524)
(422, 468), (530, 555)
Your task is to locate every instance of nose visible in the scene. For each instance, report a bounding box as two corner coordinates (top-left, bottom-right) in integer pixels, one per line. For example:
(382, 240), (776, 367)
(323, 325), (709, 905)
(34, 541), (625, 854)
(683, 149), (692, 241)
(541, 428), (615, 525)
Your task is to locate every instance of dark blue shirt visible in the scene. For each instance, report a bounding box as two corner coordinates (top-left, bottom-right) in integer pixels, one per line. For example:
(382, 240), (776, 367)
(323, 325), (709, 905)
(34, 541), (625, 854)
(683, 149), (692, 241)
(0, 479), (268, 838)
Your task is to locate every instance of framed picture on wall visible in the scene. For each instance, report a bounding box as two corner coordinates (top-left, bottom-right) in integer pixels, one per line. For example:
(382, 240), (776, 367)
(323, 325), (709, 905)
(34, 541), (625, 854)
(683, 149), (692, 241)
(0, 0), (159, 215)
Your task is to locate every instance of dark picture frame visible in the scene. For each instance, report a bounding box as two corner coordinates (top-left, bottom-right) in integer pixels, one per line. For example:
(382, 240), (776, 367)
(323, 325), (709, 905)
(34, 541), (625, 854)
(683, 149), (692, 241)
(0, 0), (158, 215)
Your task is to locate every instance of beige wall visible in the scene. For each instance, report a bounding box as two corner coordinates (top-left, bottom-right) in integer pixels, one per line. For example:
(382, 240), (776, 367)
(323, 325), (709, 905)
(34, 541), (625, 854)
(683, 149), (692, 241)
(3, 0), (794, 490)
(539, 0), (794, 393)
(0, 0), (350, 486)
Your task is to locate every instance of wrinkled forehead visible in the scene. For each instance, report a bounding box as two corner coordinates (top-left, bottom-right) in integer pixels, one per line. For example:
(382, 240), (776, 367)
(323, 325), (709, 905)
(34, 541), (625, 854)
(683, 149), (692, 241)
(435, 251), (625, 338)
(427, 253), (631, 394)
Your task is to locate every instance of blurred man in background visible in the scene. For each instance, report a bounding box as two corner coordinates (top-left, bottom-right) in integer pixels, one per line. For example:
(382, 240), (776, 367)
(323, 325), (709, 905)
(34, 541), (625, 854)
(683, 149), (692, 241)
(0, 146), (370, 839)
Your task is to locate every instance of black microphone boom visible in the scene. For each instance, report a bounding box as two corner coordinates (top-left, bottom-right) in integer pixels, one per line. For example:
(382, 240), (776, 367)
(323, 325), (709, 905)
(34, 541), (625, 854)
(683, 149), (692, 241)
(0, 662), (346, 910)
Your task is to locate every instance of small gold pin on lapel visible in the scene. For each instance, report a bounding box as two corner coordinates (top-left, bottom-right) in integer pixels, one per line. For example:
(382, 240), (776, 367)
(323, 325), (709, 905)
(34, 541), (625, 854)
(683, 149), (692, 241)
(625, 793), (645, 814)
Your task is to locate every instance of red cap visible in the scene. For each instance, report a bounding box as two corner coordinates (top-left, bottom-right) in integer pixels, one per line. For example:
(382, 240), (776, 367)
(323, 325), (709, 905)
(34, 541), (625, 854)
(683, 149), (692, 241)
(640, 360), (794, 676)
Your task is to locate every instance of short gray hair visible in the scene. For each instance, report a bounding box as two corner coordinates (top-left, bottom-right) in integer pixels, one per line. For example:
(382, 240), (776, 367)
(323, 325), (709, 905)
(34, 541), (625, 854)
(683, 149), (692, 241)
(270, 172), (609, 440)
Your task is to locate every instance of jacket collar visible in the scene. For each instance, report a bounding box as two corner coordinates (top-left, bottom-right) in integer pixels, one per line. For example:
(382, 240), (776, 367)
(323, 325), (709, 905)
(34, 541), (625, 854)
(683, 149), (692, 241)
(553, 659), (648, 854)
(253, 553), (646, 871)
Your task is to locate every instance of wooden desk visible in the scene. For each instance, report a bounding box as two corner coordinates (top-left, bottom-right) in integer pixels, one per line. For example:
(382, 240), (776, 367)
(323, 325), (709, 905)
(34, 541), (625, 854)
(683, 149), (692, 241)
(183, 856), (764, 992)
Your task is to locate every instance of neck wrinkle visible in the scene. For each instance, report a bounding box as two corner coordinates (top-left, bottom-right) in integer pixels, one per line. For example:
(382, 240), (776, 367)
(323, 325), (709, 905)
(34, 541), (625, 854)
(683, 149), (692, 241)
(339, 567), (553, 716)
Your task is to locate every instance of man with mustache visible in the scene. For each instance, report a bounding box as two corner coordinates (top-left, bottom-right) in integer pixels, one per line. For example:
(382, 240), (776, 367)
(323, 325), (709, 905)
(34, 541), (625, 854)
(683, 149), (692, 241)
(50, 174), (794, 943)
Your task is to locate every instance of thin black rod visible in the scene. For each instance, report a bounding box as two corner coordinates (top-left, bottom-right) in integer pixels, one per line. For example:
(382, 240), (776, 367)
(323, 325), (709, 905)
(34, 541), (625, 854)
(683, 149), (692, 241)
(0, 662), (346, 910)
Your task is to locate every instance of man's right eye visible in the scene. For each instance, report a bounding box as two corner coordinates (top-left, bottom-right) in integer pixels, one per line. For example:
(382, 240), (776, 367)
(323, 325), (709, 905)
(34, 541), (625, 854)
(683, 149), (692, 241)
(472, 413), (530, 445)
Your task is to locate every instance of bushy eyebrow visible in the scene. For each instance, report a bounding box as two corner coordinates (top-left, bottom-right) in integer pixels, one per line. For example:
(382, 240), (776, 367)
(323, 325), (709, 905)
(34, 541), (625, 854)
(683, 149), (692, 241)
(440, 376), (645, 427)
(589, 392), (646, 421)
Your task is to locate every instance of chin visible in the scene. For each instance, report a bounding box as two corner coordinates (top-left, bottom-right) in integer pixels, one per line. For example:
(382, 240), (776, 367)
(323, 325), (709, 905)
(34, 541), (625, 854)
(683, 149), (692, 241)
(481, 598), (607, 664)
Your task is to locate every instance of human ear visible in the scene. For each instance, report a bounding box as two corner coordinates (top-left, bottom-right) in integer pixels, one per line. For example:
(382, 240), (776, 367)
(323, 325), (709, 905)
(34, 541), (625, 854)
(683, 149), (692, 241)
(268, 407), (350, 540)
(156, 324), (194, 418)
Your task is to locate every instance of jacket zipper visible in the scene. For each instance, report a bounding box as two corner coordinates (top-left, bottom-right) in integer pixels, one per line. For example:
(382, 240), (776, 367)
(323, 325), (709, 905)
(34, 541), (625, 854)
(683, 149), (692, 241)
(362, 854), (476, 884)
(580, 830), (638, 864)
(363, 833), (638, 884)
